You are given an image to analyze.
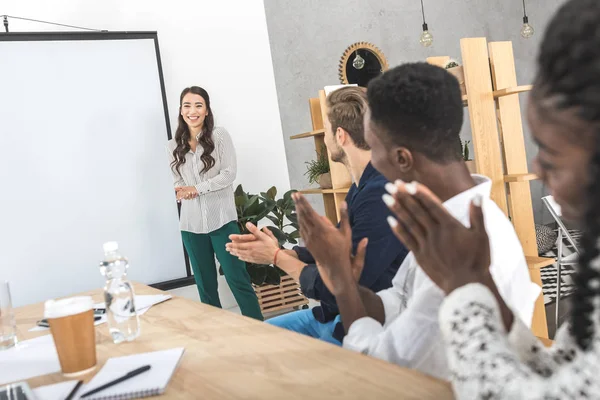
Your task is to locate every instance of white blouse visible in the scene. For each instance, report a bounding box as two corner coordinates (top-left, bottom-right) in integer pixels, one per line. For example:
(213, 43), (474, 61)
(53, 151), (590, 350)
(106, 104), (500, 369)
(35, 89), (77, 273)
(440, 283), (600, 399)
(166, 126), (238, 234)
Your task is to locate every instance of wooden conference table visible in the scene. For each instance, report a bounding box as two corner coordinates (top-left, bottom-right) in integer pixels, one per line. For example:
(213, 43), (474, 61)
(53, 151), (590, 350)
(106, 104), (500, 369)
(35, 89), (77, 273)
(14, 283), (454, 399)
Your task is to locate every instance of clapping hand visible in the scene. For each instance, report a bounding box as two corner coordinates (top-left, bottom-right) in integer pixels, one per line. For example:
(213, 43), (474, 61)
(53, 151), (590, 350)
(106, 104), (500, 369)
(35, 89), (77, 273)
(226, 223), (280, 265)
(383, 181), (491, 294)
(292, 193), (368, 295)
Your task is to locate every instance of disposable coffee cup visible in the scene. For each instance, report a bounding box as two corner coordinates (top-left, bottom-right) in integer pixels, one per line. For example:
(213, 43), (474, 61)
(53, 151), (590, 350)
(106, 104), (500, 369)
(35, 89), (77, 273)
(44, 296), (97, 376)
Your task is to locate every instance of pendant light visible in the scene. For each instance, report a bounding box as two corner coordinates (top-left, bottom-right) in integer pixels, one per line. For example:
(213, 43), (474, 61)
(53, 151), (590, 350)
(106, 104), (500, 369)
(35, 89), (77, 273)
(520, 0), (534, 38)
(352, 51), (365, 70)
(419, 0), (433, 47)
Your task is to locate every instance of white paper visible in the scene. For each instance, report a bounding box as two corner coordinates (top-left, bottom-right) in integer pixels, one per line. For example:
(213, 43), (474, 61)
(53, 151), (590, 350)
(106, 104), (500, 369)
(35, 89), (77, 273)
(33, 381), (79, 400)
(0, 335), (61, 385)
(324, 84), (358, 96)
(29, 294), (171, 332)
(83, 348), (184, 399)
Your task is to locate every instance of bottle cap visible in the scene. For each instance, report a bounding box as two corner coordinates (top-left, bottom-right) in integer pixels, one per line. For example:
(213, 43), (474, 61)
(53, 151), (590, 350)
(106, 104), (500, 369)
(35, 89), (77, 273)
(103, 241), (119, 253)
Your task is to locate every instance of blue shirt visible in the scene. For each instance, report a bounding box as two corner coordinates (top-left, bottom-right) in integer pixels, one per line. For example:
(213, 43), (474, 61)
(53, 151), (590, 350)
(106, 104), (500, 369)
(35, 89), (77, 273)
(295, 162), (408, 341)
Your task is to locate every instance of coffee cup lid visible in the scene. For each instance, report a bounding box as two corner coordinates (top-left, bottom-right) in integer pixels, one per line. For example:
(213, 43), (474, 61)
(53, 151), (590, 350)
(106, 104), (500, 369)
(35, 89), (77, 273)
(44, 296), (94, 319)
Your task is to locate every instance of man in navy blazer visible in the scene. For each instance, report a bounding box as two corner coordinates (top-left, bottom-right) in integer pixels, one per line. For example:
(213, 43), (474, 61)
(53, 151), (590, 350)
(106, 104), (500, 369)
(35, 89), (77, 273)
(226, 87), (408, 344)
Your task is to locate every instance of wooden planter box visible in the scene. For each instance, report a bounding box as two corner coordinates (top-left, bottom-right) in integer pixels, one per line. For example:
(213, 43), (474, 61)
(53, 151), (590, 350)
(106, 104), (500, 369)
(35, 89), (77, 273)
(253, 275), (309, 314)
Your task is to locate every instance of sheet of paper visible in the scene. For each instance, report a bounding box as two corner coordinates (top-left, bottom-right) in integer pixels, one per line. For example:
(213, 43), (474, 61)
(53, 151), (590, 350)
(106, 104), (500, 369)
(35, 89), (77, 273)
(28, 294), (171, 332)
(33, 380), (79, 400)
(0, 335), (61, 385)
(94, 294), (172, 314)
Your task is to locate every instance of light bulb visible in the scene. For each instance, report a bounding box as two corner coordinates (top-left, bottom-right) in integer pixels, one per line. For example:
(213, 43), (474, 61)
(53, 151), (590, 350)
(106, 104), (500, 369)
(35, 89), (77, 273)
(521, 16), (534, 38)
(420, 23), (433, 47)
(352, 52), (365, 70)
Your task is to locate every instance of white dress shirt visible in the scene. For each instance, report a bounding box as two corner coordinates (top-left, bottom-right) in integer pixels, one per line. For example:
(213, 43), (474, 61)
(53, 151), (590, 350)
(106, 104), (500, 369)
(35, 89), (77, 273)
(166, 126), (238, 234)
(343, 175), (541, 380)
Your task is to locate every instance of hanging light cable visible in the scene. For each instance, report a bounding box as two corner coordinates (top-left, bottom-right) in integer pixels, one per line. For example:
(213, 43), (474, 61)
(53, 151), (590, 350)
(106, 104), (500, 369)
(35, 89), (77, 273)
(419, 0), (433, 47)
(520, 0), (534, 38)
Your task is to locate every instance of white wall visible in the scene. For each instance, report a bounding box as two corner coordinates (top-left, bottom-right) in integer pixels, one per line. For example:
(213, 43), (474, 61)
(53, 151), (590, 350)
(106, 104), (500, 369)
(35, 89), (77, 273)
(1, 0), (289, 307)
(2, 0), (290, 196)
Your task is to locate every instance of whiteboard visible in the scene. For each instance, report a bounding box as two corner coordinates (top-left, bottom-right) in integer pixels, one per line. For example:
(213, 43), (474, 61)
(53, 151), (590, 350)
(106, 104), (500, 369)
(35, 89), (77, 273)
(0, 33), (187, 307)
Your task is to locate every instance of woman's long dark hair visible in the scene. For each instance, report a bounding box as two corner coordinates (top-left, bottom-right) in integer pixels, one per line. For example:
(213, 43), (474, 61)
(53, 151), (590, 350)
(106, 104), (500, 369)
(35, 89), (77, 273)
(171, 86), (216, 176)
(534, 0), (600, 350)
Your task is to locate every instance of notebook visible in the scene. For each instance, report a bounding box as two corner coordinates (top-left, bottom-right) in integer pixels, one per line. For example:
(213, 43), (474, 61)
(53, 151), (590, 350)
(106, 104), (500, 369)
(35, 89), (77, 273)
(82, 348), (184, 400)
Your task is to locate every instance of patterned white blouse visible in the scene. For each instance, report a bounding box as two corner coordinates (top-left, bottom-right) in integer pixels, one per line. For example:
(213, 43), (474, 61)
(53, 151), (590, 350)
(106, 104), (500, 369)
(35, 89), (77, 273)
(439, 283), (600, 399)
(166, 126), (238, 234)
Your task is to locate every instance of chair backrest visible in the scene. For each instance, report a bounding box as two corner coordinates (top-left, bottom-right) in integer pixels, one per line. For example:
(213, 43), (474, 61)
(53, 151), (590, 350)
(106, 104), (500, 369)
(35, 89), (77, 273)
(542, 195), (580, 253)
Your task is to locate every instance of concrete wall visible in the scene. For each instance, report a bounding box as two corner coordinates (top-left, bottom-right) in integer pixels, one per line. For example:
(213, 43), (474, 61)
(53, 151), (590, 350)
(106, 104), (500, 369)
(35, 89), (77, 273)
(264, 0), (565, 224)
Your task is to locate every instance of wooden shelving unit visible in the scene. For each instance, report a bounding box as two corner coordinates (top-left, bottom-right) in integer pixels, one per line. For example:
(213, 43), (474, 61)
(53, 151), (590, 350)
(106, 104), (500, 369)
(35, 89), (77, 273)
(291, 93), (352, 224)
(428, 38), (552, 338)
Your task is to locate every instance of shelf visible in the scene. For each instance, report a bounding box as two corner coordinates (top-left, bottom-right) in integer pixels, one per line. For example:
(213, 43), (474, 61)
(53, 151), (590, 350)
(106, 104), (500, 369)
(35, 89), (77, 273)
(526, 256), (555, 270)
(290, 129), (325, 140)
(299, 187), (351, 195)
(493, 85), (532, 99)
(504, 173), (538, 183)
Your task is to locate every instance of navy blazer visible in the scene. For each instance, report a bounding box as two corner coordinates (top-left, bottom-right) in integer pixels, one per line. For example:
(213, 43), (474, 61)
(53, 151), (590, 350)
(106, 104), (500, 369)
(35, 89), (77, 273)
(295, 163), (408, 342)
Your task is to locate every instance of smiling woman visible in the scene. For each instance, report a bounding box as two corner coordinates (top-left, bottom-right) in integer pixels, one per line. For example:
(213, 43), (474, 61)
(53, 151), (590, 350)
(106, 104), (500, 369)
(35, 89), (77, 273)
(166, 86), (263, 321)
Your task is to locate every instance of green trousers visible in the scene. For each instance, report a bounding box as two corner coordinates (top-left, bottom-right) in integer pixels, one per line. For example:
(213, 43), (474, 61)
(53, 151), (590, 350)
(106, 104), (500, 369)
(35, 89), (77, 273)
(181, 221), (263, 321)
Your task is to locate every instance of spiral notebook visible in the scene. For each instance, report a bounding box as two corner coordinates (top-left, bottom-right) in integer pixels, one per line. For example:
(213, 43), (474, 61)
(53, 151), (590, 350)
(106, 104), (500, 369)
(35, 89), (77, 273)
(82, 348), (184, 400)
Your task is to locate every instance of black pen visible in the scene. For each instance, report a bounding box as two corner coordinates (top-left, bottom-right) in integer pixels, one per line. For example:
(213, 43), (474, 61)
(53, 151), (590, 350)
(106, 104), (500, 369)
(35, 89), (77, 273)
(80, 365), (151, 398)
(65, 380), (83, 400)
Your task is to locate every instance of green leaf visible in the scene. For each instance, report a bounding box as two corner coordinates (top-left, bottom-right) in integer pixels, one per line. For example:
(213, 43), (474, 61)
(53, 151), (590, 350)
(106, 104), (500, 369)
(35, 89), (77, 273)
(246, 263), (267, 286)
(283, 189), (297, 202)
(264, 266), (281, 285)
(234, 184), (245, 198)
(243, 195), (259, 212)
(267, 186), (277, 200)
(288, 230), (300, 239)
(266, 215), (280, 226)
(286, 213), (298, 225)
(269, 227), (286, 245)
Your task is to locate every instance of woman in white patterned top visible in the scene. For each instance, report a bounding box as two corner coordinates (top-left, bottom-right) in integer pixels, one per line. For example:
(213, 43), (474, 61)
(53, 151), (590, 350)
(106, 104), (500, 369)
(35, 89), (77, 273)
(167, 86), (262, 320)
(382, 0), (600, 398)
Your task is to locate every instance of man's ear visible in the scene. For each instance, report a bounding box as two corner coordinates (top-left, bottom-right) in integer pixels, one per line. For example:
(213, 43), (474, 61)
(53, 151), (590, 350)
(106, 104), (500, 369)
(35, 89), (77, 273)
(337, 127), (350, 146)
(395, 147), (414, 172)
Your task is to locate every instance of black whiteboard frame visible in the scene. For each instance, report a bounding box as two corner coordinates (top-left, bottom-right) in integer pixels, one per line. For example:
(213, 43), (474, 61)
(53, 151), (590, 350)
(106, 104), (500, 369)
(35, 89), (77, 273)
(0, 31), (195, 290)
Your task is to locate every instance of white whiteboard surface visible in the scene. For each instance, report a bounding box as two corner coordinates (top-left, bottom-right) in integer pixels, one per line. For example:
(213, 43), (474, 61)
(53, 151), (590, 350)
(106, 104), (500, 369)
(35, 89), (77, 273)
(0, 36), (187, 307)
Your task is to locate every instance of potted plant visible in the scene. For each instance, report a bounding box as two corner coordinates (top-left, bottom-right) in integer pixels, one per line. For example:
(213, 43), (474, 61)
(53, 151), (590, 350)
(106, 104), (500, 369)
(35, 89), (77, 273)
(460, 139), (476, 173)
(304, 146), (331, 189)
(444, 58), (466, 96)
(233, 184), (308, 313)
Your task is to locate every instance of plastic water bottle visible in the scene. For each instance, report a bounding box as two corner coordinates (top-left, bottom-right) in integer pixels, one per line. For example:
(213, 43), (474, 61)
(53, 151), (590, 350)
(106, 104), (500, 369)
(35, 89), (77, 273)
(99, 241), (140, 343)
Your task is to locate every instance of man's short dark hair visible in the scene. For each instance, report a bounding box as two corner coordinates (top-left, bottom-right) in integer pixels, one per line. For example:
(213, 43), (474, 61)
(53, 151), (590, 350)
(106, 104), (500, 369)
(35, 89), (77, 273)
(367, 62), (463, 163)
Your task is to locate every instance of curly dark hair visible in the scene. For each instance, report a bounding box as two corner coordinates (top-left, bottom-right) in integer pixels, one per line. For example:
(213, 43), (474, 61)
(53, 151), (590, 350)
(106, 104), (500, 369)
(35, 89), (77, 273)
(366, 62), (464, 163)
(533, 0), (600, 350)
(171, 86), (215, 176)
